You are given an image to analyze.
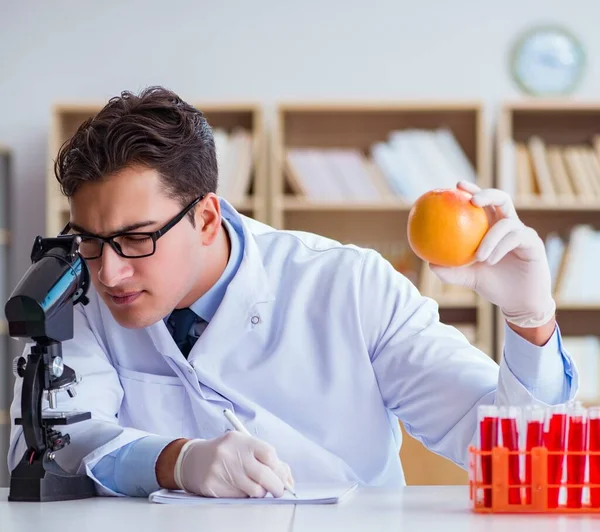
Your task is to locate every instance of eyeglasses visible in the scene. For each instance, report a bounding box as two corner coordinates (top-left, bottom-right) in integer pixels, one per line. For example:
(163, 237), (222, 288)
(61, 196), (204, 260)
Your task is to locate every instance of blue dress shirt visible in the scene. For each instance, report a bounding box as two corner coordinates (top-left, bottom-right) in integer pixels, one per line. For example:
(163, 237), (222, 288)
(91, 212), (572, 497)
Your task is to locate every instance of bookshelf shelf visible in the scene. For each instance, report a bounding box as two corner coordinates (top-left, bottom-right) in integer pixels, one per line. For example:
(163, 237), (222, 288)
(271, 100), (493, 487)
(552, 307), (600, 334)
(557, 303), (600, 311)
(280, 197), (410, 211)
(47, 102), (268, 238)
(515, 200), (600, 211)
(495, 101), (600, 370)
(435, 296), (478, 309)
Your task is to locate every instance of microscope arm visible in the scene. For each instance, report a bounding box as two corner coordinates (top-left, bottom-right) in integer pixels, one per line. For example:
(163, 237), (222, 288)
(19, 346), (46, 454)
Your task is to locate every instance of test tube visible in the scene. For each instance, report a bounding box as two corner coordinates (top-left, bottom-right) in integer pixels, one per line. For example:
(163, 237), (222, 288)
(524, 404), (545, 504)
(566, 402), (587, 508)
(589, 406), (600, 508)
(499, 406), (522, 505)
(546, 403), (567, 509)
(478, 405), (499, 508)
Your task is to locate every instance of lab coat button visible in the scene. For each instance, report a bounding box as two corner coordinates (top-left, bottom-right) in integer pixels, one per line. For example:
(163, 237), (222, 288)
(251, 316), (260, 325)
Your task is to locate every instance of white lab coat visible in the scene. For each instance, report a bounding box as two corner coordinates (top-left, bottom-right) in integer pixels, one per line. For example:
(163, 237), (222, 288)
(7, 200), (575, 495)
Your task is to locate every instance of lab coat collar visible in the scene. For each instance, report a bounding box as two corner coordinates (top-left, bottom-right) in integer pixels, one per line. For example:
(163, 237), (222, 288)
(219, 197), (276, 306)
(148, 198), (276, 365)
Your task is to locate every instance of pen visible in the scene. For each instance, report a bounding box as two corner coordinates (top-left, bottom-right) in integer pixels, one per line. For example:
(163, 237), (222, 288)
(223, 408), (298, 498)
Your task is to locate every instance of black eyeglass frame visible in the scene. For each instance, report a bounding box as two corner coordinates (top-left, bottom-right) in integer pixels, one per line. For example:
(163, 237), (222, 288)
(60, 195), (205, 260)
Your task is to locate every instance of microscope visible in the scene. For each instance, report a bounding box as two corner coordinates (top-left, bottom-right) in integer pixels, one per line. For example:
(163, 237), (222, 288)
(4, 234), (96, 501)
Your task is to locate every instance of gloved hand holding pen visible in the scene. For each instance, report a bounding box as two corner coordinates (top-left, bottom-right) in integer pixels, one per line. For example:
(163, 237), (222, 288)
(167, 431), (295, 498)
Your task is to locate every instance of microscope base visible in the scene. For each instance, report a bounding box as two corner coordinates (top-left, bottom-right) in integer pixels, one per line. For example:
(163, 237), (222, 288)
(8, 452), (96, 502)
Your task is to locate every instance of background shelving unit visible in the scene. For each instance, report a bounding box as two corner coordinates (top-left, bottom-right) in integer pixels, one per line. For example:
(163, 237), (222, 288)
(47, 102), (268, 237)
(271, 101), (494, 485)
(496, 101), (600, 408)
(0, 145), (11, 488)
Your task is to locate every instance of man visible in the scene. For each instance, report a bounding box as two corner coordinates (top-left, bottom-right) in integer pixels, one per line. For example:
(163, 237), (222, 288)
(8, 87), (577, 498)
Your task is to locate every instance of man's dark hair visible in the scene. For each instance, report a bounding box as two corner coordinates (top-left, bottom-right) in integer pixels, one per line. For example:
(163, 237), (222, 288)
(54, 86), (218, 217)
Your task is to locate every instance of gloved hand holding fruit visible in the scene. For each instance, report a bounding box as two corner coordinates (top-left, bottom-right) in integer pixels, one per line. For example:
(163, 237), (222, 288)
(407, 181), (556, 343)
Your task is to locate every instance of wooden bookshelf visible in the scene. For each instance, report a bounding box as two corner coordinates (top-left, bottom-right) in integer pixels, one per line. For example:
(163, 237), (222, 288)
(271, 101), (493, 486)
(46, 102), (268, 237)
(496, 101), (600, 406)
(272, 101), (493, 348)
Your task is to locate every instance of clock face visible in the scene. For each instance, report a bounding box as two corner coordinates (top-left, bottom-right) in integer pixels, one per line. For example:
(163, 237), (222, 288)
(511, 26), (585, 96)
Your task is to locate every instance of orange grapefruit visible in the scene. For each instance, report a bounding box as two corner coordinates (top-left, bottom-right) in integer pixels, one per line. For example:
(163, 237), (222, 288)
(407, 188), (489, 267)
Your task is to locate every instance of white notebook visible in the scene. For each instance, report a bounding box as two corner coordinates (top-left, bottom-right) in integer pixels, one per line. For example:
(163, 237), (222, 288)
(149, 482), (358, 505)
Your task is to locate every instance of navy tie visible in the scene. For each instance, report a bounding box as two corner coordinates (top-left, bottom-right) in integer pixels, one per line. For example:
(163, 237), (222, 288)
(167, 308), (198, 358)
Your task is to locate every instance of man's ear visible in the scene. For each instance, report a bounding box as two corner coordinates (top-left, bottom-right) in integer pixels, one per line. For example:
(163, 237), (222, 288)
(197, 194), (221, 245)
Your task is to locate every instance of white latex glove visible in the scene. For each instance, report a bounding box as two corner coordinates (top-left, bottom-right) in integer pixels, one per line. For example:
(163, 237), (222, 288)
(429, 181), (556, 329)
(173, 431), (294, 498)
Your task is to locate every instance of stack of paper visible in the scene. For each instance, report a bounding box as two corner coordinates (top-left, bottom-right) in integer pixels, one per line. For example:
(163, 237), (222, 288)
(149, 482), (358, 505)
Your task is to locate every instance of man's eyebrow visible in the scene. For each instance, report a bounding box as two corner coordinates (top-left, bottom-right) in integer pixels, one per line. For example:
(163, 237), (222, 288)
(69, 220), (157, 236)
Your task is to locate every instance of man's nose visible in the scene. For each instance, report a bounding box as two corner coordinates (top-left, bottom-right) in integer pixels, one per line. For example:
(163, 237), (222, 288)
(97, 245), (132, 287)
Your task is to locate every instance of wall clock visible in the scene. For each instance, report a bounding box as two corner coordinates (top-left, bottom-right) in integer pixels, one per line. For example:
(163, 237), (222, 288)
(511, 25), (586, 96)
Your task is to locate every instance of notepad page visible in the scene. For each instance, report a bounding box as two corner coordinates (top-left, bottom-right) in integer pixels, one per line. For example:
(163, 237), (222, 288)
(149, 482), (358, 505)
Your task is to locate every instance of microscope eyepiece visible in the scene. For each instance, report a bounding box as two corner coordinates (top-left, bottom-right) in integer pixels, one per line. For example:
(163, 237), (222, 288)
(5, 235), (90, 343)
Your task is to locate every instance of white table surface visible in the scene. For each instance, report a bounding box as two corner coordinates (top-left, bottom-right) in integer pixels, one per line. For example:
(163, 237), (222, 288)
(1, 486), (599, 532)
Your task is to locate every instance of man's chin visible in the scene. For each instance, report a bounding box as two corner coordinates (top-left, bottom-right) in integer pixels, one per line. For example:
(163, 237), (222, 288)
(115, 315), (153, 329)
(103, 295), (159, 329)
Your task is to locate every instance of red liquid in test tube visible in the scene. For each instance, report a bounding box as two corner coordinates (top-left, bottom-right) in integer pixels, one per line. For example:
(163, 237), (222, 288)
(566, 402), (587, 508)
(524, 405), (544, 505)
(478, 405), (499, 508)
(545, 404), (567, 509)
(589, 406), (600, 508)
(499, 406), (521, 504)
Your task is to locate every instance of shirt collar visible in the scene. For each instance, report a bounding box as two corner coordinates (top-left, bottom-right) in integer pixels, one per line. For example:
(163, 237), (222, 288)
(187, 214), (243, 322)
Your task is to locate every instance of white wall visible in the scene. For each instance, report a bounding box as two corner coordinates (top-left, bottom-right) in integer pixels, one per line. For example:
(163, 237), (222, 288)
(1, 0), (599, 285)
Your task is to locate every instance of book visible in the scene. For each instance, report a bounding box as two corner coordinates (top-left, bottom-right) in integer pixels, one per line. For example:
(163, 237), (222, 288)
(509, 135), (600, 203)
(283, 128), (477, 204)
(215, 127), (254, 203)
(148, 481), (359, 505)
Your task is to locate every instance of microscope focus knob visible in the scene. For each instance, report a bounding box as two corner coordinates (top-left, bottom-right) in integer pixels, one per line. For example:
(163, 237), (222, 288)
(50, 357), (64, 378)
(12, 356), (26, 378)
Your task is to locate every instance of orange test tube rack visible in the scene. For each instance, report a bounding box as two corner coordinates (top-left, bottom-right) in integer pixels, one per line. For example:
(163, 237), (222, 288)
(468, 445), (600, 514)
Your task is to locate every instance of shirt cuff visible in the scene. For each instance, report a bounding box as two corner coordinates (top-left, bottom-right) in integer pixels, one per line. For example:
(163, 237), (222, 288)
(502, 321), (576, 404)
(93, 435), (175, 497)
